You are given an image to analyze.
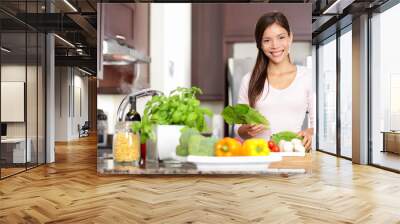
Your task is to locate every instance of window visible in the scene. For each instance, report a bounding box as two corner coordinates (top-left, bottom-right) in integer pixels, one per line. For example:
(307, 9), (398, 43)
(390, 74), (400, 130)
(317, 36), (337, 154)
(339, 27), (352, 158)
(0, 1), (47, 179)
(371, 2), (400, 171)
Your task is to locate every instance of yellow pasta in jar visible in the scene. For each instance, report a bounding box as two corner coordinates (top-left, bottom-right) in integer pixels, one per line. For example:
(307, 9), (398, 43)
(113, 132), (140, 163)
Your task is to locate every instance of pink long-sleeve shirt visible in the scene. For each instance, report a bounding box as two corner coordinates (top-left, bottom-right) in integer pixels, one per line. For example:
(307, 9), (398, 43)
(235, 65), (315, 140)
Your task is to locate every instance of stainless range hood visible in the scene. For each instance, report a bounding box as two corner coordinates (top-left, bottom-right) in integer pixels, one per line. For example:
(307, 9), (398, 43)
(102, 36), (151, 65)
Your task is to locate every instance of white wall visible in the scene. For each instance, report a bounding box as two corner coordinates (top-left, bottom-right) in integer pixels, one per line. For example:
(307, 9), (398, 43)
(97, 94), (124, 134)
(1, 65), (26, 140)
(1, 65), (35, 137)
(1, 64), (46, 163)
(55, 67), (69, 141)
(54, 67), (89, 141)
(150, 3), (191, 95)
(73, 73), (89, 137)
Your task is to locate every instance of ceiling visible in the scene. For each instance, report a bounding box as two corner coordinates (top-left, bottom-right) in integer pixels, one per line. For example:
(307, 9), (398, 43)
(311, 0), (390, 43)
(0, 0), (395, 72)
(0, 0), (97, 74)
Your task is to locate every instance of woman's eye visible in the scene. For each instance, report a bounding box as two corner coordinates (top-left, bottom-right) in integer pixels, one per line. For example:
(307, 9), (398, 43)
(279, 36), (285, 39)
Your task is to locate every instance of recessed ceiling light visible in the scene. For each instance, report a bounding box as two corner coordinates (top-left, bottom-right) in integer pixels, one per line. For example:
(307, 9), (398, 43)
(63, 0), (78, 12)
(323, 0), (355, 15)
(78, 67), (93, 76)
(54, 34), (75, 48)
(1, 47), (11, 53)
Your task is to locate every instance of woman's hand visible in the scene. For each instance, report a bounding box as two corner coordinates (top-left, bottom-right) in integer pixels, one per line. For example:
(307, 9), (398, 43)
(297, 128), (314, 152)
(238, 124), (267, 139)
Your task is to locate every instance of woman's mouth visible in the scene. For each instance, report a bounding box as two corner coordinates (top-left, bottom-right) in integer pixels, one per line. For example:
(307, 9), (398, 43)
(269, 50), (284, 58)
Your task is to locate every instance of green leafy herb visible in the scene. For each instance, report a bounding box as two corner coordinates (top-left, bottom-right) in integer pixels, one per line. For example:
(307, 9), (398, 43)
(132, 87), (213, 144)
(271, 131), (302, 144)
(222, 104), (269, 128)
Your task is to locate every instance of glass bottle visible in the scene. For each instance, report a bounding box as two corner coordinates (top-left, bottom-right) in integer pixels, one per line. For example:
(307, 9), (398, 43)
(125, 96), (141, 122)
(124, 96), (146, 167)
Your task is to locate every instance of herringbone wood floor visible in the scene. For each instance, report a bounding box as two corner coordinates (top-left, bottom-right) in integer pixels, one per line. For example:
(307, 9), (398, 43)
(1, 135), (400, 224)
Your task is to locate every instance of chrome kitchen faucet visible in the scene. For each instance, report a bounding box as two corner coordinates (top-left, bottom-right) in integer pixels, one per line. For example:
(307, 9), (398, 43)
(116, 89), (164, 122)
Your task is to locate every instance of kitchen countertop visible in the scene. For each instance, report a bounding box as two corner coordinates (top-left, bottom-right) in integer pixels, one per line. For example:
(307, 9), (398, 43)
(97, 152), (312, 175)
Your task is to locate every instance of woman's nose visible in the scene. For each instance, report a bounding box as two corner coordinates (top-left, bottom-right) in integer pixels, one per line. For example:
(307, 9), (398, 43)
(270, 39), (278, 48)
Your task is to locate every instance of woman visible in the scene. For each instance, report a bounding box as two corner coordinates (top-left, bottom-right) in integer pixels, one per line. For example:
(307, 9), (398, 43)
(236, 12), (315, 150)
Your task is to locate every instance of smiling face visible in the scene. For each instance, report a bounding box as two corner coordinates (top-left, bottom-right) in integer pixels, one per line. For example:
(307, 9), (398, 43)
(261, 23), (293, 65)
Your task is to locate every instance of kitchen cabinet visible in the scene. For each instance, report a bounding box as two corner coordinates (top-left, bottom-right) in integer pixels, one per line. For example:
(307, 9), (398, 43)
(98, 3), (149, 94)
(191, 4), (224, 101)
(103, 3), (135, 46)
(98, 65), (135, 94)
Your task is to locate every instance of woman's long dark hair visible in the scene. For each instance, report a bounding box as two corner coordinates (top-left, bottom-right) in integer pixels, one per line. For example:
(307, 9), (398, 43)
(248, 12), (291, 107)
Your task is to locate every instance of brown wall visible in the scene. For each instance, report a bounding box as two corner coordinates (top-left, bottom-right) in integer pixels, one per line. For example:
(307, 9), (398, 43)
(223, 4), (312, 42)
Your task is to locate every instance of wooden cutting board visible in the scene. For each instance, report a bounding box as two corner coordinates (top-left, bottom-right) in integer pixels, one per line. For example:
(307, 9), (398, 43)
(269, 153), (312, 172)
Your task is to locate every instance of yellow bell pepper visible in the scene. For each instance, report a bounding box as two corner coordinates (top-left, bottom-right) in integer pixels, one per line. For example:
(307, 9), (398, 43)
(215, 137), (242, 156)
(242, 138), (270, 156)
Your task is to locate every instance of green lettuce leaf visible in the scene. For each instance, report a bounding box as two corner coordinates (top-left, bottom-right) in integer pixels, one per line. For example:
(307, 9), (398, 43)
(222, 104), (269, 128)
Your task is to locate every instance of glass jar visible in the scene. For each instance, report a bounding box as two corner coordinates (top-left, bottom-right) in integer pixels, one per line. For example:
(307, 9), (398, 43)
(113, 121), (140, 166)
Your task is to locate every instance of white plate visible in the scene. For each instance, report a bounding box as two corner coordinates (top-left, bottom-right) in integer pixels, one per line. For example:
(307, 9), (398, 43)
(186, 154), (282, 172)
(172, 153), (188, 162)
(271, 152), (305, 157)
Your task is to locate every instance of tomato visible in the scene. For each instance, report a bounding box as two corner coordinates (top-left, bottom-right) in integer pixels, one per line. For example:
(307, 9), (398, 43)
(271, 145), (280, 152)
(268, 140), (275, 149)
